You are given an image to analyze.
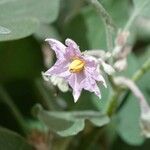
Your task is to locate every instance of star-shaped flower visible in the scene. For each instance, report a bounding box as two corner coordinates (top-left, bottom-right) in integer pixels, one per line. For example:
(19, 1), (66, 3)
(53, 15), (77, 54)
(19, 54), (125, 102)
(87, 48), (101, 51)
(43, 38), (106, 102)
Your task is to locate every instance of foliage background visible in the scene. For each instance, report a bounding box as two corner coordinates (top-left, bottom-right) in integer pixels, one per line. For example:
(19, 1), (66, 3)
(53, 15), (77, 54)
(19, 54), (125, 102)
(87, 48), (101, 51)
(0, 0), (150, 149)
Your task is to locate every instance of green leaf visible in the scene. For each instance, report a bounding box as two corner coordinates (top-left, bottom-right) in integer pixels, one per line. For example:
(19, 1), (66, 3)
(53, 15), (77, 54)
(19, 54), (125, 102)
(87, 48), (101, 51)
(117, 94), (145, 145)
(82, 7), (106, 49)
(34, 24), (60, 41)
(0, 127), (33, 150)
(0, 0), (60, 41)
(0, 26), (11, 34)
(133, 0), (150, 17)
(0, 18), (38, 41)
(35, 104), (110, 137)
(117, 50), (150, 145)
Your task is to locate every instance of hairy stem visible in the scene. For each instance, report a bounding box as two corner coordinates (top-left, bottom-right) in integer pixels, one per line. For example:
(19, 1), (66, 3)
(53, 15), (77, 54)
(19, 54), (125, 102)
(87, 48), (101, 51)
(88, 0), (115, 51)
(106, 57), (150, 116)
(105, 92), (120, 116)
(132, 57), (150, 82)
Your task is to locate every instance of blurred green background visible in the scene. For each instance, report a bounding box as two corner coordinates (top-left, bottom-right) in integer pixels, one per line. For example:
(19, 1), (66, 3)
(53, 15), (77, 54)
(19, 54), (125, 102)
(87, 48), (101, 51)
(0, 0), (150, 149)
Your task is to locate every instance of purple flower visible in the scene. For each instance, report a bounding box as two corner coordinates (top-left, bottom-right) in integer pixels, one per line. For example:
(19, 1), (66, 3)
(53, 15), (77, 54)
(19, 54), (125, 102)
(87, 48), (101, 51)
(44, 38), (106, 102)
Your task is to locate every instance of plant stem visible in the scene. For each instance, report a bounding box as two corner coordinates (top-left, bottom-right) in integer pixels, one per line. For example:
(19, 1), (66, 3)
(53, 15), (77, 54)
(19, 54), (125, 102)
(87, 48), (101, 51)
(105, 26), (114, 51)
(105, 92), (120, 117)
(123, 11), (137, 31)
(34, 79), (55, 110)
(105, 57), (150, 116)
(132, 57), (150, 82)
(0, 85), (28, 134)
(88, 0), (116, 51)
(88, 0), (115, 28)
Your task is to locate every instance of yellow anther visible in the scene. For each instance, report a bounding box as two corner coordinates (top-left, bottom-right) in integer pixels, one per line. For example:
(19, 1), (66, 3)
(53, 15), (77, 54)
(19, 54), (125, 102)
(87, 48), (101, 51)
(69, 59), (85, 73)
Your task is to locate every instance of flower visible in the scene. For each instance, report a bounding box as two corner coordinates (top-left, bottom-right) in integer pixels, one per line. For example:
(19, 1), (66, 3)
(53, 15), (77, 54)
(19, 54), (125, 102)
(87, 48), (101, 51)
(43, 38), (106, 102)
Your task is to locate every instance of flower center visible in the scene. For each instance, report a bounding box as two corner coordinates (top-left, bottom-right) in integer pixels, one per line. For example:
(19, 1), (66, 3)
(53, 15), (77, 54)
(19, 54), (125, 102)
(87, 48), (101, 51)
(69, 58), (85, 73)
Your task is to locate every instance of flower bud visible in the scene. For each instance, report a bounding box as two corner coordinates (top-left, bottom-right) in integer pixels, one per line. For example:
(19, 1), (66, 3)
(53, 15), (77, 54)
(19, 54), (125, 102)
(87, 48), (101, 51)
(101, 61), (115, 75)
(114, 58), (127, 72)
(115, 30), (130, 46)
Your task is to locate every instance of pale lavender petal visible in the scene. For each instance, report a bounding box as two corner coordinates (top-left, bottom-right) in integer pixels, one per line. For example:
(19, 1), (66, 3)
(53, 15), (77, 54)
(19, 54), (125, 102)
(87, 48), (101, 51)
(68, 73), (85, 102)
(45, 38), (66, 59)
(84, 56), (107, 87)
(85, 68), (107, 87)
(65, 38), (81, 58)
(81, 72), (101, 98)
(44, 60), (70, 79)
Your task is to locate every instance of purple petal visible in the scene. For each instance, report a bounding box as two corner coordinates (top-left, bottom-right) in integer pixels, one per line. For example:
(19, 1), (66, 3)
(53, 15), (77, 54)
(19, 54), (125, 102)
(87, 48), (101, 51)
(84, 56), (107, 87)
(81, 71), (101, 98)
(45, 38), (66, 59)
(44, 60), (70, 79)
(65, 38), (81, 58)
(68, 73), (85, 102)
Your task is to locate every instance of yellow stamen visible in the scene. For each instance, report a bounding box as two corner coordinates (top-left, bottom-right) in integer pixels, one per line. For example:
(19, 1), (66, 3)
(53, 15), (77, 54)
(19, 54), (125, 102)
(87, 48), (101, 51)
(69, 58), (85, 73)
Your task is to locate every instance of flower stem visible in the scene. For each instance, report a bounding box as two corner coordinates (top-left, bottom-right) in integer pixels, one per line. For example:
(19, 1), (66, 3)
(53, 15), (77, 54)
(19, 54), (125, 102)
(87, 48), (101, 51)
(123, 11), (137, 31)
(132, 57), (150, 82)
(34, 79), (55, 110)
(0, 85), (28, 134)
(88, 0), (116, 51)
(105, 57), (150, 116)
(105, 91), (120, 117)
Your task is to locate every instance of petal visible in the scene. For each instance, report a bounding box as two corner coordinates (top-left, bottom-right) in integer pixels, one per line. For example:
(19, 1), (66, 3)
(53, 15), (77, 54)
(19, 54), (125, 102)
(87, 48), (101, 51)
(65, 38), (81, 58)
(44, 60), (70, 79)
(45, 38), (66, 59)
(81, 72), (101, 99)
(84, 56), (107, 87)
(68, 73), (85, 102)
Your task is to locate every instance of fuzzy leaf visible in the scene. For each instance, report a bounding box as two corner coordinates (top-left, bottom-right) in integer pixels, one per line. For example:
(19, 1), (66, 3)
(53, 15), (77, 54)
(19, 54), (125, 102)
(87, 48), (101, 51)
(0, 0), (60, 41)
(133, 0), (150, 17)
(35, 104), (110, 137)
(0, 26), (11, 34)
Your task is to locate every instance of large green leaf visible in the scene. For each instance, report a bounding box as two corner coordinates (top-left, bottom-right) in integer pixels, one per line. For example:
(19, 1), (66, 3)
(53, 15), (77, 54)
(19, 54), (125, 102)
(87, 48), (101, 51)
(35, 104), (110, 137)
(133, 0), (150, 17)
(0, 18), (38, 41)
(34, 24), (60, 41)
(0, 26), (11, 35)
(117, 94), (145, 145)
(0, 0), (60, 41)
(0, 127), (33, 150)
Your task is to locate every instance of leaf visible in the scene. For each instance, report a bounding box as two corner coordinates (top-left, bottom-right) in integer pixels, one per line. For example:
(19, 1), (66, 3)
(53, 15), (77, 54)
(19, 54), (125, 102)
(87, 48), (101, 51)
(117, 94), (145, 145)
(35, 104), (110, 137)
(0, 18), (38, 41)
(0, 0), (60, 41)
(0, 127), (33, 150)
(116, 49), (150, 145)
(0, 26), (11, 34)
(34, 24), (60, 41)
(133, 0), (150, 17)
